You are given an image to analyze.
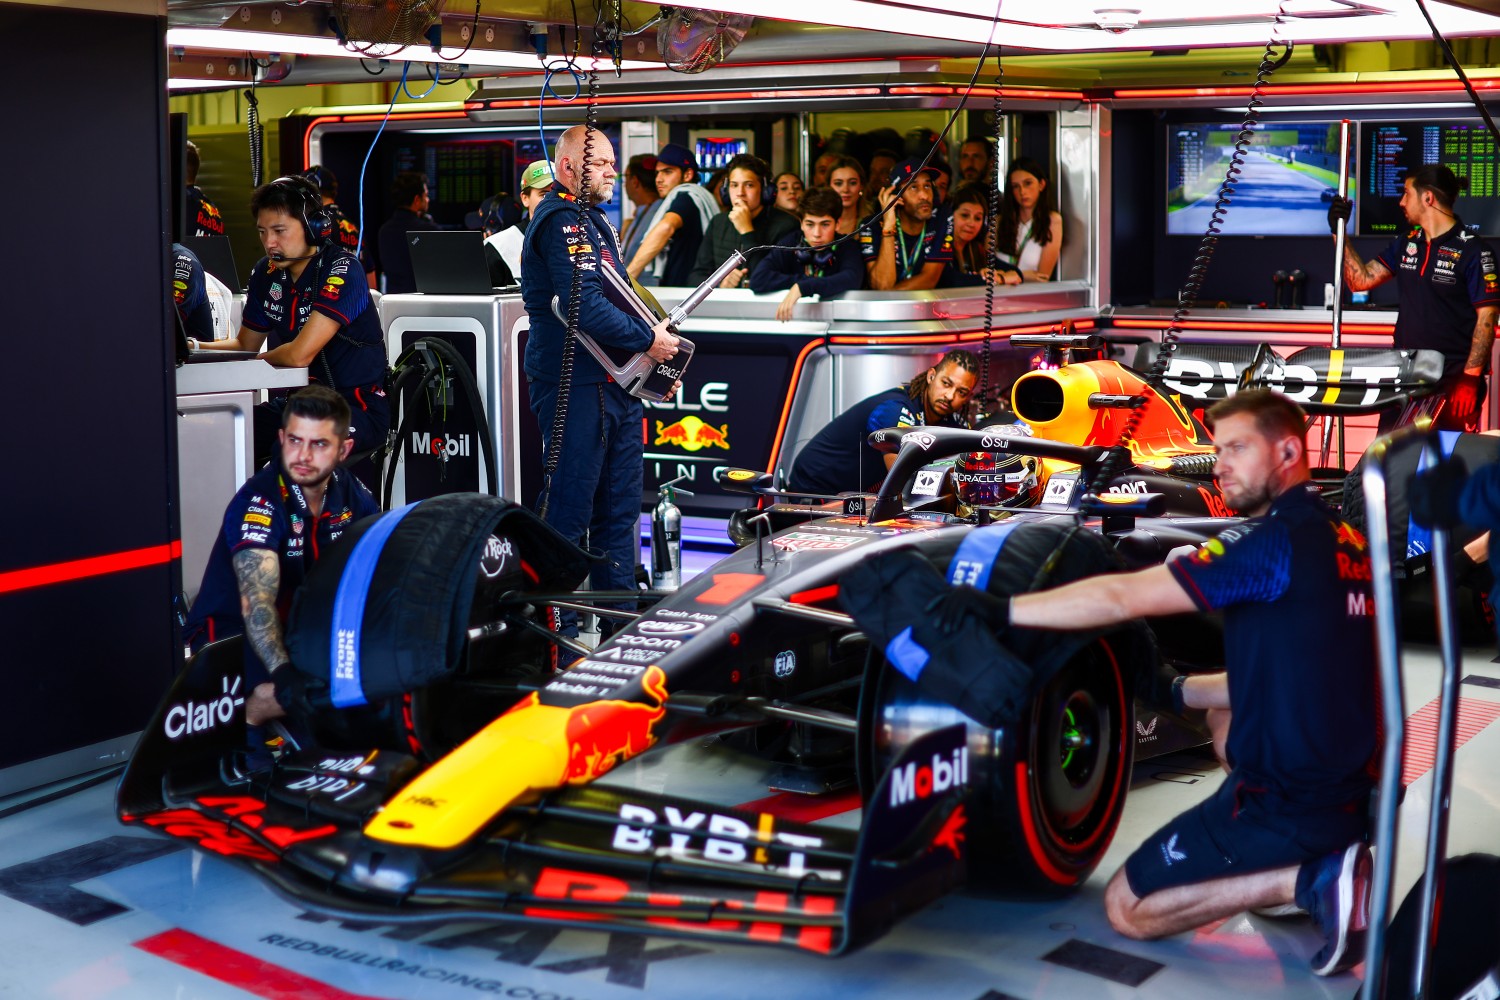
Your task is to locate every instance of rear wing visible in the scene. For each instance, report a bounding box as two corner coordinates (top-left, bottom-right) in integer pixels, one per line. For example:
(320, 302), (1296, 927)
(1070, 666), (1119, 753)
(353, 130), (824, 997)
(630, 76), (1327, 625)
(1244, 346), (1443, 415)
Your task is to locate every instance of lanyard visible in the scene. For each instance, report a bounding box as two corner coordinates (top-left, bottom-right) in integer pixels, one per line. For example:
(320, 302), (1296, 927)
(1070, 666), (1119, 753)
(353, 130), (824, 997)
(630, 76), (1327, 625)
(896, 225), (923, 279)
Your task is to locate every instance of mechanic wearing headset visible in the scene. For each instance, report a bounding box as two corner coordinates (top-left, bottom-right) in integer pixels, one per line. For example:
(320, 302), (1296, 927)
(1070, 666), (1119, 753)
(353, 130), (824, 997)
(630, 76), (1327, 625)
(193, 176), (389, 489)
(186, 387), (379, 745)
(863, 158), (953, 291)
(930, 389), (1377, 977)
(1332, 164), (1500, 432)
(787, 349), (977, 497)
(688, 153), (798, 288)
(522, 125), (678, 637)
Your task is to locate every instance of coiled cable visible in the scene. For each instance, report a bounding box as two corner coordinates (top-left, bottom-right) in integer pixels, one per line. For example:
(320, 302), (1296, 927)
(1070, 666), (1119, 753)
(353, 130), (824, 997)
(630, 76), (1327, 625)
(538, 34), (608, 520)
(1081, 5), (1293, 499)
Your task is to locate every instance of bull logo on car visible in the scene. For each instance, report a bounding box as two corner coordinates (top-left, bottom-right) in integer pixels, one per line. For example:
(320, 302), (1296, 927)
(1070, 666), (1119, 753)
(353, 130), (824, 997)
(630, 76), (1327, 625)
(561, 666), (669, 781)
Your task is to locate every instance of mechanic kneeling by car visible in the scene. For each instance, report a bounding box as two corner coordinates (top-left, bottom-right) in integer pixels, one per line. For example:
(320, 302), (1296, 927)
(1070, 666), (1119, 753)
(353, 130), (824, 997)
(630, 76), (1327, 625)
(931, 389), (1378, 976)
(184, 386), (380, 756)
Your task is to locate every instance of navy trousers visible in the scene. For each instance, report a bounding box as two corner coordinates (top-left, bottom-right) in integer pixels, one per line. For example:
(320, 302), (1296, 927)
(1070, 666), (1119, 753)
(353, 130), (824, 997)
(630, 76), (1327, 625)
(528, 378), (644, 624)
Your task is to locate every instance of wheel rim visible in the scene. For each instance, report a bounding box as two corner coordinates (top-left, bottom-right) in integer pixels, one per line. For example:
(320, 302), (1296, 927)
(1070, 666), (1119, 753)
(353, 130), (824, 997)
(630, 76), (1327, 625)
(1036, 663), (1112, 834)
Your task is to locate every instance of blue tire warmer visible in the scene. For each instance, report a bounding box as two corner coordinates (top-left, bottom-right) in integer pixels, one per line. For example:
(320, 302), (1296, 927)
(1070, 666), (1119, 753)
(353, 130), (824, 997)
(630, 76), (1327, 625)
(329, 503), (419, 707)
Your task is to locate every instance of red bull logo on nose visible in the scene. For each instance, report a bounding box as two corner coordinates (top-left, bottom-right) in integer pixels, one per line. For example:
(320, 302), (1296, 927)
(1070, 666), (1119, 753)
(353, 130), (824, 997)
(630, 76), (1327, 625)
(654, 415), (729, 452)
(561, 666), (669, 781)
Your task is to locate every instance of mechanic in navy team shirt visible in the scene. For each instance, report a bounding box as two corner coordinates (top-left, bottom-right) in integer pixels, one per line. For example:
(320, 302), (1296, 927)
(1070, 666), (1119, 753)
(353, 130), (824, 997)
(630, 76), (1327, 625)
(184, 386), (380, 731)
(170, 242), (215, 344)
(863, 157), (953, 290)
(374, 171), (441, 294)
(194, 176), (390, 489)
(1334, 164), (1500, 431)
(184, 140), (225, 238)
(788, 349), (977, 497)
(522, 125), (678, 636)
(931, 389), (1378, 977)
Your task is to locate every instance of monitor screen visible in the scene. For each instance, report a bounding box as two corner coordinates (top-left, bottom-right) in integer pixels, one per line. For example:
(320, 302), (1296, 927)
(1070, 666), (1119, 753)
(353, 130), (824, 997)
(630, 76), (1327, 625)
(1359, 120), (1500, 236)
(1167, 122), (1349, 236)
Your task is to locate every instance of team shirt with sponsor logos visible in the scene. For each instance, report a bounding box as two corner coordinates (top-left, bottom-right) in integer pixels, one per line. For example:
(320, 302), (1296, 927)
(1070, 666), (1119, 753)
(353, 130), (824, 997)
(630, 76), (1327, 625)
(185, 185), (225, 238)
(324, 202), (370, 273)
(859, 217), (954, 281)
(789, 386), (963, 496)
(184, 459), (379, 671)
(241, 246), (387, 396)
(1167, 483), (1377, 811)
(1374, 220), (1500, 376)
(521, 185), (654, 385)
(171, 243), (214, 342)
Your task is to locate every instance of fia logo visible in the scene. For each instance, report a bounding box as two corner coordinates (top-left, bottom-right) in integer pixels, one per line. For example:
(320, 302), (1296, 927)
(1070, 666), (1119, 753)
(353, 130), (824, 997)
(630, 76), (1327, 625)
(774, 650), (796, 678)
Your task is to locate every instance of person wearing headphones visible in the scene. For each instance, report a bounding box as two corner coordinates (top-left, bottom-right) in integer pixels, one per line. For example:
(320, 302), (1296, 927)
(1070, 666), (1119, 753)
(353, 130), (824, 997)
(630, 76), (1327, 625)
(373, 171), (441, 294)
(750, 186), (866, 321)
(304, 165), (374, 289)
(193, 176), (389, 489)
(1332, 164), (1500, 432)
(688, 153), (798, 288)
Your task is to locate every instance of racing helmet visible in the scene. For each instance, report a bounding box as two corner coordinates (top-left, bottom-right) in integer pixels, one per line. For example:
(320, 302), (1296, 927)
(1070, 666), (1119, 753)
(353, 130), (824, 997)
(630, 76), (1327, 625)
(953, 424), (1041, 509)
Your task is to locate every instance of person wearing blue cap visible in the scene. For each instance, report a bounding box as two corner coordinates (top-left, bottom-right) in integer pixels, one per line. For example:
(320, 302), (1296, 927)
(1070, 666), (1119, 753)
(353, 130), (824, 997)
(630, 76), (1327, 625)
(863, 157), (953, 291)
(626, 143), (719, 287)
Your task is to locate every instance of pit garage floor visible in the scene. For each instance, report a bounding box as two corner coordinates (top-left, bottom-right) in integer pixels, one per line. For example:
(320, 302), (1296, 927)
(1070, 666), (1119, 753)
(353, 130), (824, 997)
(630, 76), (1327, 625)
(2, 643), (1498, 1000)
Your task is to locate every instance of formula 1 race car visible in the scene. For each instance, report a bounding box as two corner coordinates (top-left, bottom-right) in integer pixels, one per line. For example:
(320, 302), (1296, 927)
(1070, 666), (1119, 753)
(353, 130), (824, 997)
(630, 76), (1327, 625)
(116, 335), (1440, 955)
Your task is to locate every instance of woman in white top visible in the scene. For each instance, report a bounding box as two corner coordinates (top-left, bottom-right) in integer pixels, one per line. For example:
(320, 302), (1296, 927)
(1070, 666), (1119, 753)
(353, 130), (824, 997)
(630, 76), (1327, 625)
(995, 157), (1063, 283)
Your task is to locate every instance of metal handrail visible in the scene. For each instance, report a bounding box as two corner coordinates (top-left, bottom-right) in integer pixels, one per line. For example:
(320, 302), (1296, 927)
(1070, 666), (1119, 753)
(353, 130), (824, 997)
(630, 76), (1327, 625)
(1359, 427), (1465, 1000)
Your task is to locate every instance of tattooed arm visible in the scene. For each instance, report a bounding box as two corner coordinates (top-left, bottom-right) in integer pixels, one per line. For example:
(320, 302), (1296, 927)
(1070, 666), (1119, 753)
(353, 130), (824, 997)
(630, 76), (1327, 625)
(1343, 244), (1393, 292)
(1465, 306), (1498, 374)
(232, 548), (288, 724)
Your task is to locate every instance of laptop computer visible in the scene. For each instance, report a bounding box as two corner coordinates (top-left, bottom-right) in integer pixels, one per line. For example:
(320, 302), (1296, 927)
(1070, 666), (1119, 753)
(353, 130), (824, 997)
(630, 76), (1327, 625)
(181, 234), (242, 291)
(408, 230), (499, 295)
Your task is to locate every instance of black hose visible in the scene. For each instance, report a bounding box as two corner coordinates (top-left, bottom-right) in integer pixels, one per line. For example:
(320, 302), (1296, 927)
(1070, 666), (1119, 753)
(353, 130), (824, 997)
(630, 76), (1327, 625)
(538, 39), (606, 521)
(244, 86), (264, 187)
(381, 338), (499, 507)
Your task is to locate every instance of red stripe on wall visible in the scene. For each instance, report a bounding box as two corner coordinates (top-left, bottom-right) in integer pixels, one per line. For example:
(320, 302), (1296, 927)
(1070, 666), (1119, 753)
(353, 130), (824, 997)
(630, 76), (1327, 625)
(736, 789), (862, 824)
(135, 928), (384, 1000)
(0, 541), (181, 596)
(1401, 697), (1500, 787)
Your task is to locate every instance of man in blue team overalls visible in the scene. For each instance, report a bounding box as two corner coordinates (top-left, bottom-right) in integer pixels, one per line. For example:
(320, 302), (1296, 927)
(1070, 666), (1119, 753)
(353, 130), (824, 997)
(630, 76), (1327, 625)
(521, 125), (678, 635)
(929, 389), (1379, 978)
(193, 176), (389, 489)
(185, 386), (380, 734)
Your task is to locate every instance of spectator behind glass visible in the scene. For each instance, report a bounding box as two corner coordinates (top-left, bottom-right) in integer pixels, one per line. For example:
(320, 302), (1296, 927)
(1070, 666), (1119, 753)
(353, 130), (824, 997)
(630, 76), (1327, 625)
(827, 156), (868, 237)
(867, 149), (899, 192)
(958, 136), (995, 185)
(773, 172), (805, 214)
(810, 151), (840, 189)
(619, 153), (660, 276)
(996, 156), (1063, 283)
(928, 159), (953, 211)
(750, 186), (867, 322)
(937, 182), (1020, 288)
